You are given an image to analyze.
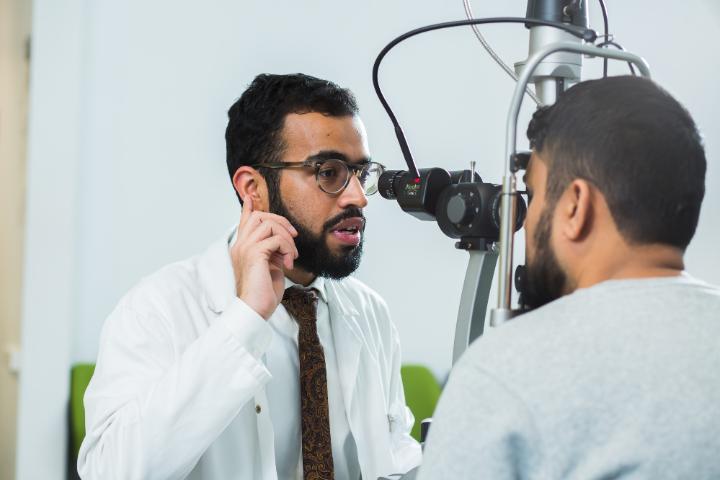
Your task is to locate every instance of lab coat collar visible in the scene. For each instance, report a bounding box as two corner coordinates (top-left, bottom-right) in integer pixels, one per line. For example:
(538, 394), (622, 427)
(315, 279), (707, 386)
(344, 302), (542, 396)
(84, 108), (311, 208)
(198, 227), (237, 315)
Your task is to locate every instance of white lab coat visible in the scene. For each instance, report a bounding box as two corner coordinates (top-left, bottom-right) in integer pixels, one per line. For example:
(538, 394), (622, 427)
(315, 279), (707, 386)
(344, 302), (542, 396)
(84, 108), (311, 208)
(78, 232), (421, 479)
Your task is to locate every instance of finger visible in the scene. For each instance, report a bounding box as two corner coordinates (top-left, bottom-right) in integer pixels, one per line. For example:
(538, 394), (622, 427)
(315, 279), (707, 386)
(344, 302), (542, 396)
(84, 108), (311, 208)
(239, 196), (254, 231)
(244, 210), (297, 237)
(261, 237), (295, 270)
(258, 236), (297, 270)
(265, 213), (298, 236)
(236, 199), (262, 244)
(249, 223), (298, 260)
(241, 216), (298, 250)
(269, 252), (286, 270)
(246, 221), (298, 257)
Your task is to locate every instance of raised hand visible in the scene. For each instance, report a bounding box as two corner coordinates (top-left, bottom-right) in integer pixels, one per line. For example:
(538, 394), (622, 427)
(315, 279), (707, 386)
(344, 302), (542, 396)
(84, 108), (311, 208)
(230, 197), (299, 319)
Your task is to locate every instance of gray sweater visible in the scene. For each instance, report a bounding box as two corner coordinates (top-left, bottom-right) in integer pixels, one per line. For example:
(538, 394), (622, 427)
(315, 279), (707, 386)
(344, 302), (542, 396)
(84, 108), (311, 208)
(419, 274), (720, 479)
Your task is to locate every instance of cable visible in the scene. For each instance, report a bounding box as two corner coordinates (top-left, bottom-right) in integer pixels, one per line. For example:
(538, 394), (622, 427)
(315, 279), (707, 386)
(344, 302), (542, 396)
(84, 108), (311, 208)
(462, 0), (542, 106)
(372, 17), (597, 179)
(595, 40), (637, 75)
(597, 0), (609, 77)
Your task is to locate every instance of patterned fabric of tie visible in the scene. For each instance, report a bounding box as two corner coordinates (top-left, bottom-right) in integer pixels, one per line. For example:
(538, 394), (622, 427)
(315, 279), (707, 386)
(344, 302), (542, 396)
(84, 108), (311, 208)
(282, 286), (335, 480)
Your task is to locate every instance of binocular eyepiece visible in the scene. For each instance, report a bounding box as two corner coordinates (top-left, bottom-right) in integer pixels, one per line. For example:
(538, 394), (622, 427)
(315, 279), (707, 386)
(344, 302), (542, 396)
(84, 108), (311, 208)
(379, 167), (526, 245)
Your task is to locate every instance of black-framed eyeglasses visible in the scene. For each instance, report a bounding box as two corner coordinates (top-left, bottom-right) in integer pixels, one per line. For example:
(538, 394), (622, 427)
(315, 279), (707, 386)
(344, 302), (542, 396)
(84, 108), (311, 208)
(252, 159), (386, 195)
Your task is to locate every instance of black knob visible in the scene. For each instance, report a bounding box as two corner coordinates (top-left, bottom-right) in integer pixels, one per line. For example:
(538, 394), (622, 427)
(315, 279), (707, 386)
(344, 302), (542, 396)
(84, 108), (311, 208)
(446, 194), (473, 225)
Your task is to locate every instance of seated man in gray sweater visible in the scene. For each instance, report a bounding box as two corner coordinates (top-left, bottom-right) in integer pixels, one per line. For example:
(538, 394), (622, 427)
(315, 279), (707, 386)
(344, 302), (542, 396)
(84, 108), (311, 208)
(419, 76), (720, 479)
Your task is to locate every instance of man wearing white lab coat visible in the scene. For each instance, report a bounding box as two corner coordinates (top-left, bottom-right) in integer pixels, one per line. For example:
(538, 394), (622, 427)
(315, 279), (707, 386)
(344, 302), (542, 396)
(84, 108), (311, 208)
(78, 73), (421, 479)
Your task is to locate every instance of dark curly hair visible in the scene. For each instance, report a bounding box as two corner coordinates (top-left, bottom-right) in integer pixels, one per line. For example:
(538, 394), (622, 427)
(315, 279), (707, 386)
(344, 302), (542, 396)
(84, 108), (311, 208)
(526, 76), (706, 250)
(225, 73), (359, 204)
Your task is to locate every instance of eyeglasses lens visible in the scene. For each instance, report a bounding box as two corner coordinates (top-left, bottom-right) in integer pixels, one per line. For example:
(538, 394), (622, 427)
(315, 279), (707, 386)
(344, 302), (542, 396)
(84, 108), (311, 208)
(361, 164), (381, 195)
(317, 160), (382, 195)
(317, 160), (346, 194)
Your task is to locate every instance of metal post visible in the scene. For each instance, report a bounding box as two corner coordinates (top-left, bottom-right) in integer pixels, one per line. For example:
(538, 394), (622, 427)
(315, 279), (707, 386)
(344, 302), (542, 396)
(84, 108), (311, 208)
(453, 248), (498, 364)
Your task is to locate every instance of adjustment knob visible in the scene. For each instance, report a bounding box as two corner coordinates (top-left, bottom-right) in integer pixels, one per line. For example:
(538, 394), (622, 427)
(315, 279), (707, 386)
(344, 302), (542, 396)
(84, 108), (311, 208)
(447, 194), (473, 225)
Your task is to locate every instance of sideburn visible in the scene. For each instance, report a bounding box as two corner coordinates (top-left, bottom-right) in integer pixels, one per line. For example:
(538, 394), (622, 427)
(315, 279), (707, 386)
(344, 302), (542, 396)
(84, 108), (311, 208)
(524, 205), (568, 310)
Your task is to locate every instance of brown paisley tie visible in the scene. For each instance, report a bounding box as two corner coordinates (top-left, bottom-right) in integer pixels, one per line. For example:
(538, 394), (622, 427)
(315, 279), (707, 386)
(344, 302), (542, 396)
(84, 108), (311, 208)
(282, 286), (335, 480)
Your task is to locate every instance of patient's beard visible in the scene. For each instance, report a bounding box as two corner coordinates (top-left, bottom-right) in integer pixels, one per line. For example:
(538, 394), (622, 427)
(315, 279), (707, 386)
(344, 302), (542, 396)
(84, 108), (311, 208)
(524, 207), (568, 310)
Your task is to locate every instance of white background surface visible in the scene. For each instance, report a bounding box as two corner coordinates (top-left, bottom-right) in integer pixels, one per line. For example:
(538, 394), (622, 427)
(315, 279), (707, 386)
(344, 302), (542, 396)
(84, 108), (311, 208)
(17, 0), (720, 477)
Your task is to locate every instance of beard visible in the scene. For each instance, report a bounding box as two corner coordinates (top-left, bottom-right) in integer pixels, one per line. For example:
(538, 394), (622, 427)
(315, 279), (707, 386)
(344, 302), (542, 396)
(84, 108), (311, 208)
(268, 191), (364, 279)
(523, 206), (568, 310)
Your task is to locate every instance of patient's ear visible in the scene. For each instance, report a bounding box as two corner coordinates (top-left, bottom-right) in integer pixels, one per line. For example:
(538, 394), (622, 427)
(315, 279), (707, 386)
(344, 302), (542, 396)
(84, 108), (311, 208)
(232, 166), (268, 211)
(558, 179), (593, 242)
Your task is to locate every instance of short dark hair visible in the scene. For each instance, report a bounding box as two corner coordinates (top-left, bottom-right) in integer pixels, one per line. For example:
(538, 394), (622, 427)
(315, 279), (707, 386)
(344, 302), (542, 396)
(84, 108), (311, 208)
(225, 73), (359, 203)
(527, 76), (706, 250)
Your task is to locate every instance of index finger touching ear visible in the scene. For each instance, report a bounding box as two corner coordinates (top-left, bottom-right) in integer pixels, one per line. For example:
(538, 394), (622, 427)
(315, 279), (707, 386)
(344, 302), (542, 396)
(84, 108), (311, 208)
(239, 196), (254, 229)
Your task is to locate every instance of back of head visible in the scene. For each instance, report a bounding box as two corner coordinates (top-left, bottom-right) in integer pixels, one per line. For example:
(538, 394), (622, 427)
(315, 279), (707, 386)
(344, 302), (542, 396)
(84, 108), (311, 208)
(225, 73), (359, 202)
(527, 76), (706, 250)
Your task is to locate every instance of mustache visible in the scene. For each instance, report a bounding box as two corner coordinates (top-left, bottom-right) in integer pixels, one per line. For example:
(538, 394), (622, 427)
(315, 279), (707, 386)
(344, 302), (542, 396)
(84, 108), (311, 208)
(322, 207), (365, 232)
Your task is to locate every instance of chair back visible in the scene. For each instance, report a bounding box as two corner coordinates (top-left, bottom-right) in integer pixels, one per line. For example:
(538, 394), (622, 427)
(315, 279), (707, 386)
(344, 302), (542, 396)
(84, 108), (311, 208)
(70, 363), (96, 459)
(400, 364), (442, 441)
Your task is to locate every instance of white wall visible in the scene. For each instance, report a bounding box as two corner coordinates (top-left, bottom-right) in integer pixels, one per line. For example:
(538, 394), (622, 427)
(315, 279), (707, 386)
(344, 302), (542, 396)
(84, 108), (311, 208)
(18, 0), (720, 477)
(16, 0), (85, 478)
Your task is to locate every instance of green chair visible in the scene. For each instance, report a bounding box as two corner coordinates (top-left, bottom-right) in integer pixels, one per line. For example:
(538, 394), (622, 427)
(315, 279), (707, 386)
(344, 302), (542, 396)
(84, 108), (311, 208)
(400, 364), (442, 441)
(70, 363), (96, 460)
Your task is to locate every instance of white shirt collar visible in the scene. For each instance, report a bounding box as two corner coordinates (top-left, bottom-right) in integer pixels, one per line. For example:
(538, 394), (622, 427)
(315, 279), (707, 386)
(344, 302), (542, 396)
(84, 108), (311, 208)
(283, 275), (328, 304)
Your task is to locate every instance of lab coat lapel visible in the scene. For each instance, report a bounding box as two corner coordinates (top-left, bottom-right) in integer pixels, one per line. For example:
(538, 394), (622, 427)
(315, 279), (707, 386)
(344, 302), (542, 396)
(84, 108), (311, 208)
(326, 280), (363, 414)
(326, 280), (397, 479)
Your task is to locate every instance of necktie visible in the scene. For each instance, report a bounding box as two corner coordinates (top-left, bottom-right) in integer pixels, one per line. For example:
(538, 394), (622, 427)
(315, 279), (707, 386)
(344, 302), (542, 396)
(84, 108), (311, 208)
(282, 286), (335, 480)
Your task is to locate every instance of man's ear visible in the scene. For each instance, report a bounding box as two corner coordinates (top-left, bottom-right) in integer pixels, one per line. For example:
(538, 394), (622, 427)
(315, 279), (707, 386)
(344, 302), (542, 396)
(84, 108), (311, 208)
(558, 179), (593, 242)
(232, 166), (269, 211)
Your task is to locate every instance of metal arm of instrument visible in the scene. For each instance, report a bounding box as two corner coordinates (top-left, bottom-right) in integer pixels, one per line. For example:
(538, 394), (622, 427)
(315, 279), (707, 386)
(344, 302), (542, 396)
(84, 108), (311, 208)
(452, 246), (498, 365)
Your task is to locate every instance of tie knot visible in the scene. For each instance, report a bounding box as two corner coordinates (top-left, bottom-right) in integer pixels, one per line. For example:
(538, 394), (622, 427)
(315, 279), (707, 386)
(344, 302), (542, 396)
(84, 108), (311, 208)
(282, 286), (319, 324)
